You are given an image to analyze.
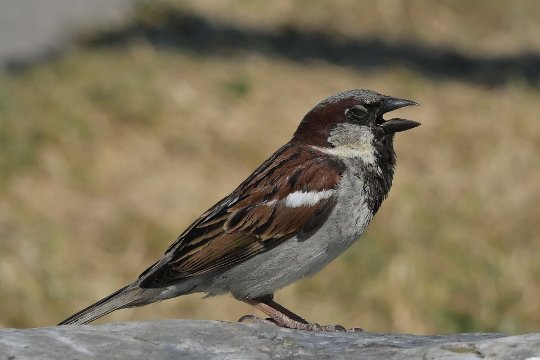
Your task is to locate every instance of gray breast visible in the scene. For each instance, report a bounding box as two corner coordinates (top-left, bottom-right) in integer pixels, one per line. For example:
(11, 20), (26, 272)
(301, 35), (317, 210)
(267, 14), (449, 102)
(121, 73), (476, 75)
(200, 163), (374, 300)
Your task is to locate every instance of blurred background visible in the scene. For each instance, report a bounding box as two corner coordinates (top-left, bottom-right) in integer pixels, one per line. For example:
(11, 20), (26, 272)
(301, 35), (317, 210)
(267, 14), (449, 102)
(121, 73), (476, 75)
(1, 0), (540, 334)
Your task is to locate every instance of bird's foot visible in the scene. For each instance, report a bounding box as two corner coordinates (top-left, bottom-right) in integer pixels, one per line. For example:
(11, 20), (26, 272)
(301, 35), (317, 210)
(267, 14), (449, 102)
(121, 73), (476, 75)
(238, 314), (276, 325)
(272, 317), (362, 332)
(238, 314), (363, 332)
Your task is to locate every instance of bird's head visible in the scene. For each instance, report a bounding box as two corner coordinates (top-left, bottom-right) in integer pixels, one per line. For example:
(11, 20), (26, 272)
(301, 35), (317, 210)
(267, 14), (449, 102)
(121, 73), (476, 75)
(293, 89), (420, 166)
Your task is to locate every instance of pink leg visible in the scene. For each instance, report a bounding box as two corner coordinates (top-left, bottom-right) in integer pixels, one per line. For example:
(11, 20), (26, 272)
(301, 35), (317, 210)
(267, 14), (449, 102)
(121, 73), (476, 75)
(239, 296), (363, 332)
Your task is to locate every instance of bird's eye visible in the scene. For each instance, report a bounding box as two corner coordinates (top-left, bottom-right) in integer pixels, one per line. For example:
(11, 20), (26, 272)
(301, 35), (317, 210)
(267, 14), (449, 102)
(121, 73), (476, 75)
(345, 105), (368, 121)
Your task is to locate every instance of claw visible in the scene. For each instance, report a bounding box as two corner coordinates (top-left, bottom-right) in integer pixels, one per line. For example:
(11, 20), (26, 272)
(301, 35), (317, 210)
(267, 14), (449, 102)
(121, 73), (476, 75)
(347, 327), (365, 332)
(238, 314), (275, 325)
(307, 323), (323, 331)
(320, 324), (347, 332)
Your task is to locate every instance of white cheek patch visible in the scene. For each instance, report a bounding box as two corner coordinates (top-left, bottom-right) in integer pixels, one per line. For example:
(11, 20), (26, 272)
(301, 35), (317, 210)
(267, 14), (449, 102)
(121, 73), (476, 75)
(311, 146), (376, 165)
(284, 190), (335, 208)
(311, 123), (377, 165)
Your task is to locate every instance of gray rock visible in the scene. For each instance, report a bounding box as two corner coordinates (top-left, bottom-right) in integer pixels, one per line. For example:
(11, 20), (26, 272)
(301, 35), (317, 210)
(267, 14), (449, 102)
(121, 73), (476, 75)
(0, 320), (539, 359)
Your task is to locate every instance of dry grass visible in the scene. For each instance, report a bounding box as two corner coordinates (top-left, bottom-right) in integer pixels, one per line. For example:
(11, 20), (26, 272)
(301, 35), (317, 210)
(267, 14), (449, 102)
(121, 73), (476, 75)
(0, 0), (539, 333)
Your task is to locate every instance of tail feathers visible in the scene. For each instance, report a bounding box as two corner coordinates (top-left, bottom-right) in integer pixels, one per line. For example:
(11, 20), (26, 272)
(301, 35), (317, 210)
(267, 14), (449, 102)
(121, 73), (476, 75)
(58, 285), (160, 325)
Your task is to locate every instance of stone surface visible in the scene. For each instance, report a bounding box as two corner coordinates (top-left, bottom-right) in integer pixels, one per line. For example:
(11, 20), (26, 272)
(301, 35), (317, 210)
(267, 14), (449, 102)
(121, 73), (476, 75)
(0, 320), (539, 359)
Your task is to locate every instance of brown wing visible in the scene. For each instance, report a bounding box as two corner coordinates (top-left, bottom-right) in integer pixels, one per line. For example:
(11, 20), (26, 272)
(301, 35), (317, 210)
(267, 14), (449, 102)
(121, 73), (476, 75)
(139, 143), (345, 288)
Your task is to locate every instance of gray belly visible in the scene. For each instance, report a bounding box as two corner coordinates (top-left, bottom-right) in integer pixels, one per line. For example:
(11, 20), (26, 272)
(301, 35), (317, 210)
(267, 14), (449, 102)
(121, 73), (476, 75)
(199, 170), (374, 299)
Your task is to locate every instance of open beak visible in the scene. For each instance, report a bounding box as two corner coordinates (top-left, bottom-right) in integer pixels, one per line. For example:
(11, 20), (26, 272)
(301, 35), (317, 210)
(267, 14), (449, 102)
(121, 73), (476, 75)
(380, 96), (420, 133)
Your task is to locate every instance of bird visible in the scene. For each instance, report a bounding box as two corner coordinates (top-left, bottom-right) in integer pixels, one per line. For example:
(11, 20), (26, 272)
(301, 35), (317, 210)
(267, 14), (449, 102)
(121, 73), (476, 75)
(59, 89), (420, 331)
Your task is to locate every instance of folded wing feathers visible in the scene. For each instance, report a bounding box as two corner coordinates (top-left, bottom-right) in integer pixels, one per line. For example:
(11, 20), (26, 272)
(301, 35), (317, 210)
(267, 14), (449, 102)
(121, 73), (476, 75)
(139, 145), (345, 287)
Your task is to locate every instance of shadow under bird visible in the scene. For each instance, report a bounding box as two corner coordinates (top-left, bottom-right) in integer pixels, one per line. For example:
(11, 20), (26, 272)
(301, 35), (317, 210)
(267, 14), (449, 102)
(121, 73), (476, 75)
(59, 89), (420, 331)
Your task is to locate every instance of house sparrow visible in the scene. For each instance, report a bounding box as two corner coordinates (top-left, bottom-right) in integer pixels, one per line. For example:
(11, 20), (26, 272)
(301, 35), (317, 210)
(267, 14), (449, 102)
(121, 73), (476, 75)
(59, 89), (419, 331)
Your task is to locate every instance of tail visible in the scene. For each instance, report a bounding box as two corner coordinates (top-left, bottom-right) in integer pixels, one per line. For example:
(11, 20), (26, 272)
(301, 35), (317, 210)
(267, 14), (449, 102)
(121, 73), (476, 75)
(58, 285), (161, 325)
